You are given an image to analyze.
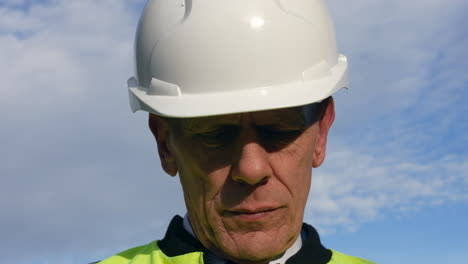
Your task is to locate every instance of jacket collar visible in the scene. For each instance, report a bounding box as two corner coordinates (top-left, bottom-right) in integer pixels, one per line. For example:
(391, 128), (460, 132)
(158, 215), (331, 264)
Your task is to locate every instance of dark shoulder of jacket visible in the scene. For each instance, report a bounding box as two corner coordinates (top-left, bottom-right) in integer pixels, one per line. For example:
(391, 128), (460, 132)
(285, 222), (332, 264)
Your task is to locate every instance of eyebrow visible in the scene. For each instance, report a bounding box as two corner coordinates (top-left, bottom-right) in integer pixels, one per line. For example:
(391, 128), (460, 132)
(180, 114), (242, 133)
(176, 104), (316, 133)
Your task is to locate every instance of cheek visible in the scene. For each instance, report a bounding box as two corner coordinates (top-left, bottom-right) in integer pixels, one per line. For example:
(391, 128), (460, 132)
(173, 139), (232, 211)
(270, 136), (315, 206)
(175, 147), (233, 248)
(272, 156), (312, 204)
(184, 139), (234, 174)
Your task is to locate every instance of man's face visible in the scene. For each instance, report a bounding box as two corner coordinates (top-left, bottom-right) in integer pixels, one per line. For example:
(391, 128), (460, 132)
(150, 100), (334, 264)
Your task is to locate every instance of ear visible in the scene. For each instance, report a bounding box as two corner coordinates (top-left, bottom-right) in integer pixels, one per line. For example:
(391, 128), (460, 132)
(148, 114), (178, 176)
(312, 97), (335, 168)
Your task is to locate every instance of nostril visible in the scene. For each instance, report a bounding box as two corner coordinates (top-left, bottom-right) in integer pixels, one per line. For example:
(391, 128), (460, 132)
(258, 176), (269, 186)
(233, 175), (270, 187)
(232, 136), (273, 186)
(232, 151), (272, 185)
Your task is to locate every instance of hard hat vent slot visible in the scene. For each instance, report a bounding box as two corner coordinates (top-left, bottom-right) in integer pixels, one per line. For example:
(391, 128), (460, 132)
(149, 78), (182, 96)
(180, 0), (192, 23)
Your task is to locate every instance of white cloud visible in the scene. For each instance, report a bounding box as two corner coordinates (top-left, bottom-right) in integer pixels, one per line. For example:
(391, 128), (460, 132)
(303, 1), (468, 235)
(306, 146), (468, 234)
(0, 0), (137, 107)
(0, 4), (44, 32)
(327, 0), (468, 128)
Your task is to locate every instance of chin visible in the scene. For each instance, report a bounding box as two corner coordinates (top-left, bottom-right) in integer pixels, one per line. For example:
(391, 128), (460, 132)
(213, 230), (294, 264)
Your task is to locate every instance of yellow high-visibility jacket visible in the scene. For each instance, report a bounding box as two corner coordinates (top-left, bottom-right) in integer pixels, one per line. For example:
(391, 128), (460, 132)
(94, 216), (375, 264)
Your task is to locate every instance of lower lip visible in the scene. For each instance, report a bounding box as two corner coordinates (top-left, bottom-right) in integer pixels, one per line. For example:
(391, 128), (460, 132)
(227, 209), (279, 221)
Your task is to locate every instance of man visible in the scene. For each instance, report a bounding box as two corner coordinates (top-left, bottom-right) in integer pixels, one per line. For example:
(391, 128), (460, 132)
(95, 0), (375, 263)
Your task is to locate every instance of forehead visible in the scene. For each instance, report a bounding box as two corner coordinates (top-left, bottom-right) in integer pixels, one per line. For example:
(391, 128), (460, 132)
(175, 106), (313, 131)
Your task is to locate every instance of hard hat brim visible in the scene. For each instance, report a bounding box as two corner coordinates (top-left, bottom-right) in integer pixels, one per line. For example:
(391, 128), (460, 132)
(128, 56), (348, 118)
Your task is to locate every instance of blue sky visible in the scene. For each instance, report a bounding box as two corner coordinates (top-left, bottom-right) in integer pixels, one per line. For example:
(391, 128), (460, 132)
(0, 0), (467, 263)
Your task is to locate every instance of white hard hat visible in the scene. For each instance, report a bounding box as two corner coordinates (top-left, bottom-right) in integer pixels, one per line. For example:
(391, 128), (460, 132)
(128, 0), (348, 118)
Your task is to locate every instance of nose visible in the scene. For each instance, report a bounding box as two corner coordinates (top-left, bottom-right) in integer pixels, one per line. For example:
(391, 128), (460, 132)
(232, 140), (272, 186)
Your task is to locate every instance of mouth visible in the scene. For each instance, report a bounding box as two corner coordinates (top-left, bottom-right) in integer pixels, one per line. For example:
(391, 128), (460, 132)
(225, 207), (281, 221)
(229, 208), (276, 215)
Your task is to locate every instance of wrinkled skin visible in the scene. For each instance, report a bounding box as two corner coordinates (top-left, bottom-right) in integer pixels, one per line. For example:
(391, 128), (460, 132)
(149, 98), (335, 264)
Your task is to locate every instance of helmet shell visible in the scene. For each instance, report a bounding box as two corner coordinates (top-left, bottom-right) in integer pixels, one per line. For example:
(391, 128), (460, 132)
(128, 0), (348, 117)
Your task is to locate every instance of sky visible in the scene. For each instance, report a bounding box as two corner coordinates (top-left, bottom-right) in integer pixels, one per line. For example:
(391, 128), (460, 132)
(0, 0), (467, 263)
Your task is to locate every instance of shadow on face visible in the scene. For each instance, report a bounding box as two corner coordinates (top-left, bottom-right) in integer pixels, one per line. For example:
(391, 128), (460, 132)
(148, 97), (333, 177)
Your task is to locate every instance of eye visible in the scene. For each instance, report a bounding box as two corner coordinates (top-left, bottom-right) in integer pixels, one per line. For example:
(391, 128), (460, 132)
(257, 127), (303, 149)
(194, 126), (240, 147)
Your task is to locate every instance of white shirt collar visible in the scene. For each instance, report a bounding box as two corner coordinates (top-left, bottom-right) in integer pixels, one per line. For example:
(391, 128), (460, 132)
(183, 214), (302, 264)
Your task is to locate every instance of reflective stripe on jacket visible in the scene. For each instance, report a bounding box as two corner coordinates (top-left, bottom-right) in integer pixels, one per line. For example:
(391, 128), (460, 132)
(95, 216), (375, 264)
